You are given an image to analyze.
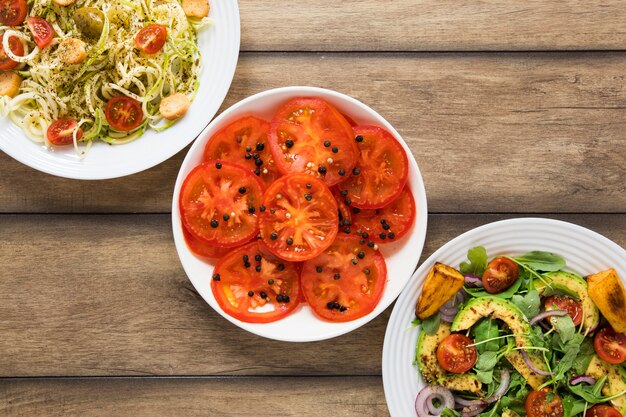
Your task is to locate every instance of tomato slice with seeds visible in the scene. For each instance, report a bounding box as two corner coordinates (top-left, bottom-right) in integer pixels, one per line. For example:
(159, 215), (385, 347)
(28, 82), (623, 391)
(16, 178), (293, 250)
(436, 333), (478, 374)
(203, 116), (281, 188)
(525, 388), (564, 417)
(182, 222), (231, 259)
(26, 17), (55, 49)
(267, 97), (359, 186)
(587, 405), (623, 417)
(544, 295), (583, 327)
(300, 236), (387, 322)
(0, 34), (24, 70)
(211, 241), (301, 323)
(340, 125), (409, 209)
(180, 161), (264, 248)
(351, 186), (416, 244)
(135, 24), (167, 54)
(104, 96), (144, 132)
(331, 187), (352, 229)
(594, 327), (626, 365)
(0, 0), (27, 26)
(482, 257), (519, 294)
(259, 173), (338, 262)
(46, 119), (84, 146)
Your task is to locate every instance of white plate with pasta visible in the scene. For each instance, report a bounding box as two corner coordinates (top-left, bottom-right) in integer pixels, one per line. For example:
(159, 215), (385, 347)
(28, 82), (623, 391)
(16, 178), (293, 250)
(0, 0), (239, 179)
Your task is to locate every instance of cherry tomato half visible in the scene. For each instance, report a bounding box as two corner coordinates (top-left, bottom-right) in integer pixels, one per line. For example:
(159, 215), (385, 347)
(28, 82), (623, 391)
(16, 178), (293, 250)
(544, 295), (583, 327)
(182, 222), (231, 259)
(267, 97), (359, 186)
(340, 125), (409, 209)
(135, 24), (167, 54)
(203, 116), (281, 188)
(46, 119), (84, 146)
(26, 17), (55, 49)
(211, 241), (301, 323)
(350, 186), (416, 244)
(594, 327), (626, 365)
(525, 388), (564, 417)
(482, 257), (519, 294)
(436, 333), (478, 374)
(104, 96), (144, 132)
(180, 161), (264, 248)
(300, 236), (387, 322)
(587, 405), (623, 417)
(0, 34), (24, 70)
(258, 173), (338, 262)
(0, 0), (27, 26)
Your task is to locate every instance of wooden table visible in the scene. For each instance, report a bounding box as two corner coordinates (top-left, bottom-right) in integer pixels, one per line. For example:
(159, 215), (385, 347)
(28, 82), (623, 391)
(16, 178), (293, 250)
(2, 1), (625, 415)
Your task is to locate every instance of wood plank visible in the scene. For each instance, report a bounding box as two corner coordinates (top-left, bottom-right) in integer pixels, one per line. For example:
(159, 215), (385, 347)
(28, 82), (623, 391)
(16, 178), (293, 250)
(0, 213), (623, 377)
(1, 53), (625, 214)
(239, 1), (626, 51)
(1, 376), (387, 417)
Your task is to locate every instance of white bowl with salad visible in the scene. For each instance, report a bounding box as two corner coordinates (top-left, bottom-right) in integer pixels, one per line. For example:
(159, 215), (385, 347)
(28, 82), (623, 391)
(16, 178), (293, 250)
(382, 218), (626, 417)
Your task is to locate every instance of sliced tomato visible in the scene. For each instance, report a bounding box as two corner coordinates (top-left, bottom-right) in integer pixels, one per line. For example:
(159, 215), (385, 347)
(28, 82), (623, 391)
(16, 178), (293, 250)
(594, 327), (626, 365)
(182, 222), (231, 259)
(135, 24), (167, 54)
(300, 235), (387, 322)
(436, 333), (477, 374)
(203, 116), (281, 188)
(26, 17), (55, 48)
(211, 241), (301, 323)
(339, 125), (408, 209)
(587, 405), (623, 417)
(482, 257), (519, 294)
(104, 96), (144, 132)
(525, 388), (563, 417)
(46, 119), (83, 146)
(350, 186), (416, 244)
(331, 187), (352, 230)
(0, 0), (27, 26)
(267, 97), (359, 186)
(544, 295), (583, 327)
(180, 161), (264, 248)
(258, 173), (338, 262)
(0, 34), (24, 70)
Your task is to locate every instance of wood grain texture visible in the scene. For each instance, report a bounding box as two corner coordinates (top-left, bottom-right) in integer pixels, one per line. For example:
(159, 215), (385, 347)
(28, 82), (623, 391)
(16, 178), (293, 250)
(0, 213), (623, 377)
(1, 376), (387, 417)
(1, 53), (625, 214)
(239, 1), (626, 51)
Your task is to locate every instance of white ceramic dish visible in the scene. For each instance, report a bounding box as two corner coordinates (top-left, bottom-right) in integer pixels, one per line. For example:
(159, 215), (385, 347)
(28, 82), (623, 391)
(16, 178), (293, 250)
(382, 217), (626, 417)
(172, 86), (428, 342)
(0, 0), (240, 180)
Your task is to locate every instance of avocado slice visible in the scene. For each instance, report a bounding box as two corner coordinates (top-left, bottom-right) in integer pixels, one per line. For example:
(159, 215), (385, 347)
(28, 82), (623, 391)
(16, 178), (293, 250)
(415, 321), (482, 395)
(585, 355), (626, 414)
(535, 271), (600, 331)
(451, 296), (548, 389)
(502, 409), (521, 417)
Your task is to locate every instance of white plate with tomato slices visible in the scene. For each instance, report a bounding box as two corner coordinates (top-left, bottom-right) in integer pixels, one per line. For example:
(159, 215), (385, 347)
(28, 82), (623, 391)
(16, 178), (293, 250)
(171, 86), (428, 342)
(381, 218), (626, 417)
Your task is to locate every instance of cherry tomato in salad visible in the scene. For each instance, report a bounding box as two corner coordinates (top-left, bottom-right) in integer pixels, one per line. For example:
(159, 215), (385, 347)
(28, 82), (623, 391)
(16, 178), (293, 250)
(267, 97), (359, 186)
(104, 96), (144, 132)
(0, 34), (24, 70)
(211, 241), (301, 323)
(180, 161), (264, 248)
(135, 24), (167, 54)
(544, 295), (583, 327)
(482, 257), (519, 294)
(258, 173), (338, 262)
(300, 236), (387, 322)
(46, 119), (84, 146)
(350, 186), (416, 244)
(26, 17), (55, 49)
(0, 0), (27, 26)
(203, 116), (281, 188)
(587, 405), (623, 417)
(594, 327), (626, 365)
(436, 333), (477, 374)
(525, 388), (564, 417)
(182, 222), (231, 259)
(340, 125), (409, 209)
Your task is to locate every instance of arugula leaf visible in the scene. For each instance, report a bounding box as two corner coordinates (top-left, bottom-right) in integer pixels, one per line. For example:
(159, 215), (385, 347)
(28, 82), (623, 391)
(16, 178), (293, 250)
(472, 318), (501, 353)
(511, 290), (540, 319)
(571, 338), (595, 375)
(421, 312), (440, 335)
(552, 341), (580, 382)
(514, 251), (566, 272)
(554, 315), (576, 343)
(465, 277), (522, 300)
(441, 408), (461, 417)
(410, 318), (422, 327)
(475, 368), (494, 384)
(561, 394), (587, 417)
(475, 351), (499, 371)
(567, 375), (608, 403)
(460, 246), (488, 276)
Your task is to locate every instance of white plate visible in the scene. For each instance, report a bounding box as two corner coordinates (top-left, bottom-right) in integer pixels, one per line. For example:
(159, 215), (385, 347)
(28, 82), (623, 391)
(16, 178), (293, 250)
(172, 86), (429, 342)
(382, 218), (626, 417)
(0, 0), (240, 180)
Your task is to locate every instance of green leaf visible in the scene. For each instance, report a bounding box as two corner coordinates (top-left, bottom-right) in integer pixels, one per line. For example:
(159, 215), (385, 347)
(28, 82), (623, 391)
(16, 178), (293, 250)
(460, 246), (488, 276)
(441, 408), (461, 417)
(571, 338), (595, 375)
(475, 369), (494, 384)
(465, 277), (523, 300)
(561, 394), (587, 417)
(472, 318), (501, 353)
(421, 312), (440, 335)
(554, 315), (576, 343)
(514, 251), (566, 272)
(410, 318), (422, 328)
(475, 351), (499, 371)
(511, 290), (541, 319)
(567, 375), (608, 404)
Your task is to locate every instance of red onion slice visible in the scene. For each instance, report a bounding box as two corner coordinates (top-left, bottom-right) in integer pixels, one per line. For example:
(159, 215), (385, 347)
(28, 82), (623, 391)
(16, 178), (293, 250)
(486, 369), (510, 403)
(439, 290), (467, 323)
(461, 404), (487, 417)
(415, 385), (455, 417)
(529, 309), (567, 325)
(464, 274), (483, 287)
(570, 375), (597, 386)
(521, 350), (554, 376)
